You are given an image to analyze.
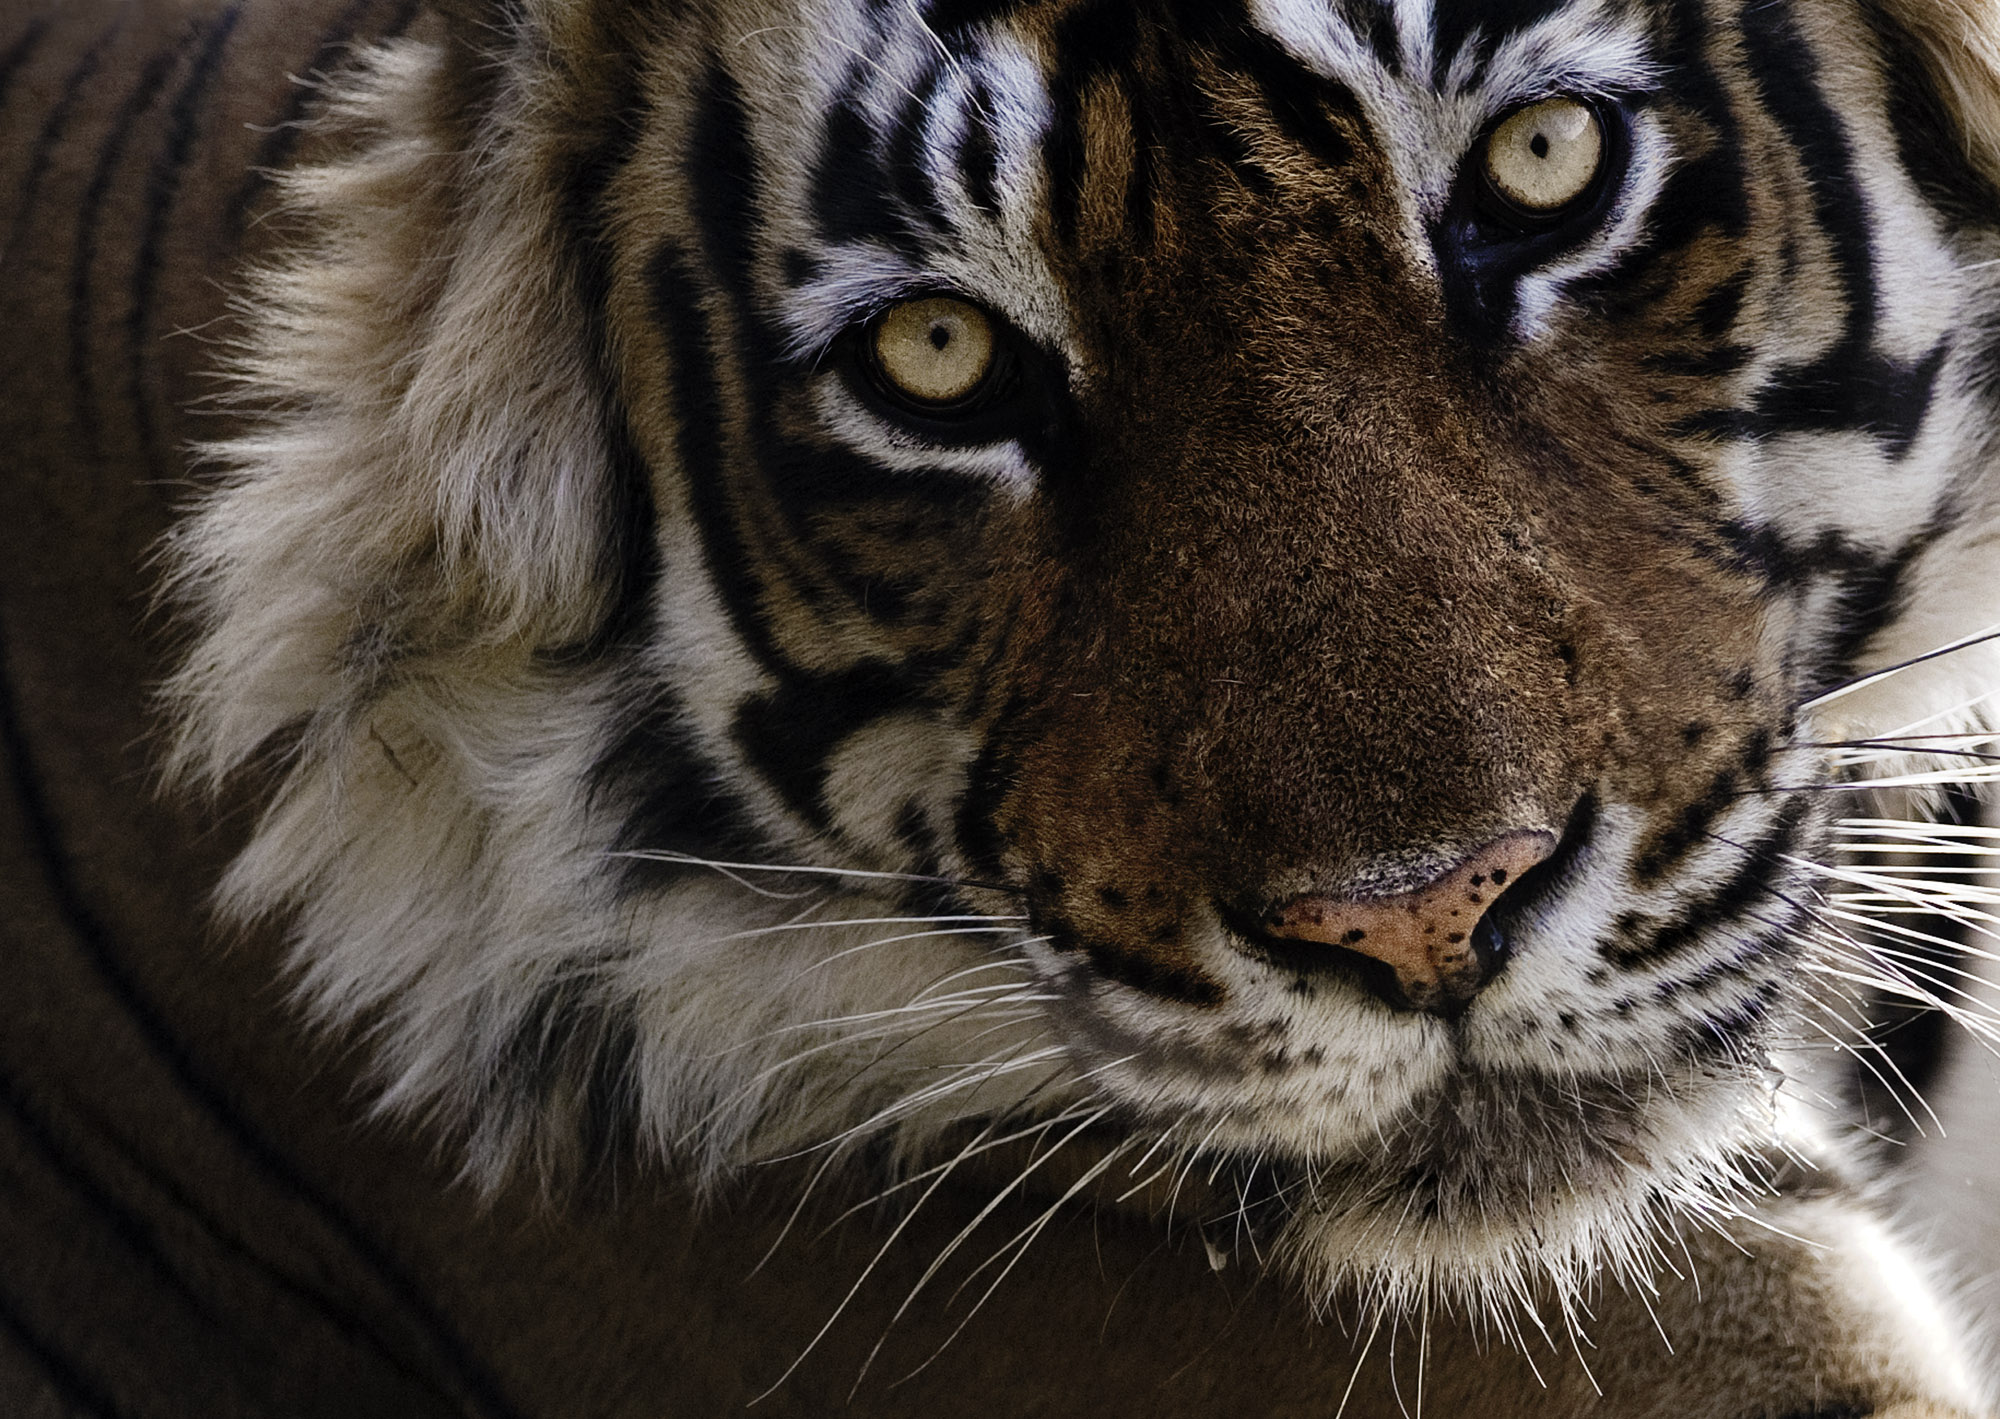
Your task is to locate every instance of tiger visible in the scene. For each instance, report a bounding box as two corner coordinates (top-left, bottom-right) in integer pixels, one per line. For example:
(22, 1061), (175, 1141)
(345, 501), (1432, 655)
(5, 0), (2000, 1411)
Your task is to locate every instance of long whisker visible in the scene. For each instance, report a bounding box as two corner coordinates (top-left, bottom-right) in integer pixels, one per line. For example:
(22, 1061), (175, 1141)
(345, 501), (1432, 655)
(610, 847), (1024, 897)
(1798, 623), (2000, 709)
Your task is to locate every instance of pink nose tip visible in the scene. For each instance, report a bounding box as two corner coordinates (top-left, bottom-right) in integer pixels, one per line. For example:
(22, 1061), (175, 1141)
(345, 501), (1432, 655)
(1262, 830), (1557, 1012)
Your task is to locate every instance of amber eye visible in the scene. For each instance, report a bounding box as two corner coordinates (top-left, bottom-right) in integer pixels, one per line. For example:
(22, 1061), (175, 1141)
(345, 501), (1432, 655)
(1481, 97), (1605, 217)
(869, 296), (998, 408)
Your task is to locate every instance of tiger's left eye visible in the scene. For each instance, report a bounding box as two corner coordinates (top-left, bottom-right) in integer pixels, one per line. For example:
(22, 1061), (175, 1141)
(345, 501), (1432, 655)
(869, 296), (998, 409)
(1481, 97), (1605, 217)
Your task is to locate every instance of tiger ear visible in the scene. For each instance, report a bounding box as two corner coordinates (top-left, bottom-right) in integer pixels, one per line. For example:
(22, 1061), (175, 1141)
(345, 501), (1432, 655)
(1875, 0), (2000, 193)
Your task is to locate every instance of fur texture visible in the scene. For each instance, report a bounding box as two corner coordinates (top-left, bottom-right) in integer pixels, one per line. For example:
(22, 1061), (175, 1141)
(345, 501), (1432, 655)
(152, 0), (2000, 1410)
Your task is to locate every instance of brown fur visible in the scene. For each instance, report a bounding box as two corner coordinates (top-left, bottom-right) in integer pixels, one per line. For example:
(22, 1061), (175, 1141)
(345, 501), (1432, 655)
(1, 0), (1995, 1414)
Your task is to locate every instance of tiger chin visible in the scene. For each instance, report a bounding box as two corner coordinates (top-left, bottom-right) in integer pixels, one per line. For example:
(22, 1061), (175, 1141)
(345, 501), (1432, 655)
(165, 0), (2000, 1412)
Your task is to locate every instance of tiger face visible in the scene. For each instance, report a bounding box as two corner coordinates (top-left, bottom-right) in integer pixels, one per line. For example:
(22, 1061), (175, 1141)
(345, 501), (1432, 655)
(171, 0), (2000, 1314)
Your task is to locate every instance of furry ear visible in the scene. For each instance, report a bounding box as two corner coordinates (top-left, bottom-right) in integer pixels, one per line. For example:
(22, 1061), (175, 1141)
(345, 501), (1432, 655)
(1874, 0), (2000, 191)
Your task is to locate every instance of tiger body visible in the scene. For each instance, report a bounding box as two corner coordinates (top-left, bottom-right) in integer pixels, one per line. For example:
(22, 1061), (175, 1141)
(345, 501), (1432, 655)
(5, 0), (2000, 1412)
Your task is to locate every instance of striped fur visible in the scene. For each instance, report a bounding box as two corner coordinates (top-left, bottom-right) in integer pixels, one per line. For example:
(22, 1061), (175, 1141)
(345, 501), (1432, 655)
(156, 0), (2000, 1409)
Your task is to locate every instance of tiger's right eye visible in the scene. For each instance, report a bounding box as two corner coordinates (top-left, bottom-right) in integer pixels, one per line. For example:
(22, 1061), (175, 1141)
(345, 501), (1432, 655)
(1481, 97), (1606, 219)
(869, 296), (998, 410)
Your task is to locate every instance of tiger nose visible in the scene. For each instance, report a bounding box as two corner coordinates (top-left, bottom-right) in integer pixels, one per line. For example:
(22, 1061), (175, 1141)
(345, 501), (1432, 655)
(1259, 831), (1557, 1015)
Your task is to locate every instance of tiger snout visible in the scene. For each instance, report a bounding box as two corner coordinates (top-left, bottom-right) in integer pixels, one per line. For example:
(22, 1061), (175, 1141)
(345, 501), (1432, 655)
(1250, 828), (1560, 1014)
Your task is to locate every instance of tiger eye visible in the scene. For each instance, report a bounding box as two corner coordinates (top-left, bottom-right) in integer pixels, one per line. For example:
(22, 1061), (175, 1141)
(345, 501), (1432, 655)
(871, 297), (997, 407)
(1483, 97), (1604, 215)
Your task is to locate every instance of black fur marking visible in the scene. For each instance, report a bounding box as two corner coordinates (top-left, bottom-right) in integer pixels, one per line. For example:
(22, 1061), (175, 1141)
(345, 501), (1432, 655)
(733, 661), (925, 831)
(1429, 0), (1568, 89)
(1706, 520), (1876, 592)
(1693, 269), (1753, 339)
(886, 64), (951, 232)
(1864, 0), (2000, 226)
(688, 58), (763, 301)
(1608, 797), (1810, 966)
(1082, 940), (1225, 1007)
(1631, 766), (1741, 884)
(494, 981), (643, 1181)
(1566, 10), (1750, 321)
(954, 722), (1019, 879)
(130, 4), (242, 480)
(552, 34), (663, 650)
(0, 556), (521, 1419)
(1043, 0), (1140, 244)
(1631, 722), (1804, 885)
(1728, 0), (1946, 457)
(1334, 0), (1402, 75)
(593, 695), (765, 891)
(227, 0), (422, 230)
(0, 15), (47, 114)
(1215, 22), (1361, 176)
(1669, 974), (1783, 1064)
(4, 12), (121, 268)
(67, 19), (192, 470)
(813, 83), (920, 251)
(955, 80), (1002, 214)
(1644, 344), (1752, 379)
(1806, 513), (1949, 697)
(649, 243), (786, 670)
(921, 0), (1021, 39)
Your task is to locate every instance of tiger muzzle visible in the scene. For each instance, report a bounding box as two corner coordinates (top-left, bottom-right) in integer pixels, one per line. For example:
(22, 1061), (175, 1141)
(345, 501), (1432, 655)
(1253, 830), (1559, 1014)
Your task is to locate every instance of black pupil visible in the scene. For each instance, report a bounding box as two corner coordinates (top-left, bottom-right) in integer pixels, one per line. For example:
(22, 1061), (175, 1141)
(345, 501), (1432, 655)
(1530, 132), (1549, 159)
(929, 323), (951, 351)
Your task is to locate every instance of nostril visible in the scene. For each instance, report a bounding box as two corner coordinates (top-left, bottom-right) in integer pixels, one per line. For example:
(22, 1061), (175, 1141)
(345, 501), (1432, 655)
(1251, 830), (1558, 1015)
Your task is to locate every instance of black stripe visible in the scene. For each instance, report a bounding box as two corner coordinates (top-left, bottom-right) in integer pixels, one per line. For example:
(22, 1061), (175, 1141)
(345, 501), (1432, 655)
(593, 690), (765, 889)
(687, 57), (763, 301)
(1214, 22), (1359, 176)
(3, 13), (123, 269)
(1668, 973), (1784, 1064)
(1723, 0), (1947, 456)
(955, 80), (1001, 215)
(953, 716), (1017, 880)
(1806, 510), (1954, 697)
(1564, 1), (1749, 318)
(1430, 0), (1568, 87)
(67, 25), (189, 469)
(733, 660), (924, 830)
(227, 0), (424, 231)
(129, 4), (242, 480)
(1611, 794), (1810, 965)
(1335, 0), (1401, 75)
(1632, 723), (1784, 885)
(0, 1285), (126, 1419)
(1864, 0), (2000, 226)
(1043, 0), (1138, 244)
(921, 0), (1023, 40)
(1705, 520), (1876, 592)
(1082, 938), (1226, 1007)
(648, 243), (785, 671)
(492, 980), (641, 1182)
(0, 15), (48, 113)
(887, 64), (951, 232)
(812, 83), (920, 251)
(0, 597), (523, 1419)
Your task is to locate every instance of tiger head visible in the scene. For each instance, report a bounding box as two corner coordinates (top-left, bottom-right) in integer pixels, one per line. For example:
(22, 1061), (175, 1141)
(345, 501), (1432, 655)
(168, 0), (2000, 1315)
